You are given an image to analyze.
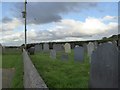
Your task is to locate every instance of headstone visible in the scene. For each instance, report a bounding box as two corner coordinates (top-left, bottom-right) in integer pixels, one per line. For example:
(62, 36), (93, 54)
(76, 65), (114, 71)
(61, 53), (68, 61)
(53, 44), (63, 52)
(93, 41), (98, 50)
(50, 49), (56, 59)
(75, 45), (79, 47)
(34, 44), (42, 53)
(90, 43), (118, 88)
(28, 47), (35, 55)
(64, 43), (71, 53)
(87, 42), (95, 61)
(83, 43), (87, 53)
(43, 43), (49, 52)
(112, 40), (117, 47)
(74, 46), (84, 62)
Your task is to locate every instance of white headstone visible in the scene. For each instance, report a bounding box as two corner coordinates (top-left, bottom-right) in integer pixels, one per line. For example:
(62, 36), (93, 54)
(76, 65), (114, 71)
(64, 43), (71, 53)
(87, 42), (95, 62)
(87, 42), (95, 57)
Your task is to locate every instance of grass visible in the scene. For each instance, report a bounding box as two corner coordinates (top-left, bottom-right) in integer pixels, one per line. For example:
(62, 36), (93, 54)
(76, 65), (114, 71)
(30, 50), (90, 88)
(2, 48), (23, 88)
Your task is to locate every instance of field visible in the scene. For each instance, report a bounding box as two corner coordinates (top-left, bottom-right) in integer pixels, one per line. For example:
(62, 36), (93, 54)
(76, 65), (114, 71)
(30, 50), (90, 88)
(2, 48), (23, 88)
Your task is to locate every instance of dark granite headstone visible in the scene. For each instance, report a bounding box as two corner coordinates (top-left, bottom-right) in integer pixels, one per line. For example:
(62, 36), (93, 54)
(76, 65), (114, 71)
(61, 53), (68, 61)
(74, 46), (84, 62)
(50, 49), (56, 59)
(28, 47), (35, 55)
(90, 43), (118, 88)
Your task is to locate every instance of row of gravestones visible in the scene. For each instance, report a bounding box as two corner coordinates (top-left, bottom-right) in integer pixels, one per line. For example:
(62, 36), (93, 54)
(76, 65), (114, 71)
(28, 43), (72, 54)
(49, 41), (119, 88)
(27, 40), (119, 88)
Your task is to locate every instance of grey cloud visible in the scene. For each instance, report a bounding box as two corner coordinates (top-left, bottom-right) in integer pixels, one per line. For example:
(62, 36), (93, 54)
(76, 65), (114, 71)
(2, 17), (13, 23)
(13, 2), (98, 24)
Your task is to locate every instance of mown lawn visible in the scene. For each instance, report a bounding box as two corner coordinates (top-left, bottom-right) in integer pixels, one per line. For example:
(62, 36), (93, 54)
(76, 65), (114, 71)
(30, 50), (90, 88)
(2, 48), (23, 88)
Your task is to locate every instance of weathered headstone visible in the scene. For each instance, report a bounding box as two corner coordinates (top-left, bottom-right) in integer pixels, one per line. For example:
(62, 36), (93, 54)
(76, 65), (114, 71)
(43, 43), (49, 52)
(83, 43), (87, 53)
(90, 43), (118, 88)
(93, 41), (98, 50)
(87, 42), (95, 61)
(53, 44), (64, 52)
(64, 43), (71, 53)
(74, 46), (84, 62)
(112, 40), (117, 47)
(28, 47), (35, 55)
(50, 49), (56, 59)
(34, 44), (42, 53)
(61, 53), (68, 61)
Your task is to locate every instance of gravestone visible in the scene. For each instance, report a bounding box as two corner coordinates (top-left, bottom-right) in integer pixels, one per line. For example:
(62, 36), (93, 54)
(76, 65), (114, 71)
(87, 42), (95, 62)
(75, 45), (79, 47)
(74, 46), (84, 62)
(112, 40), (117, 47)
(61, 53), (68, 61)
(53, 44), (64, 52)
(50, 49), (56, 59)
(28, 47), (35, 55)
(43, 43), (49, 52)
(93, 41), (98, 50)
(90, 43), (118, 88)
(34, 44), (42, 53)
(83, 43), (87, 53)
(64, 43), (71, 53)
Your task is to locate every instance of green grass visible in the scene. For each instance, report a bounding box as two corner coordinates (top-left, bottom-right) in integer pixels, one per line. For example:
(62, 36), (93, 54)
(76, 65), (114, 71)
(2, 48), (23, 88)
(30, 50), (90, 88)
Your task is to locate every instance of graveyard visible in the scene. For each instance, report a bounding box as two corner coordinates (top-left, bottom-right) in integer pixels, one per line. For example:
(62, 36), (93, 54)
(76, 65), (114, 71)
(1, 1), (119, 89)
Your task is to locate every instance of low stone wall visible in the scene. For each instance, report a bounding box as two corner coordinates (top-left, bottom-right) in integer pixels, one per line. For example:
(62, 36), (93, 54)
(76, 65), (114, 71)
(23, 49), (48, 89)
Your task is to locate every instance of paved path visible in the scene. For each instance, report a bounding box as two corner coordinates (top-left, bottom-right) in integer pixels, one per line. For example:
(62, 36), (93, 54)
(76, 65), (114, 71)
(2, 68), (15, 88)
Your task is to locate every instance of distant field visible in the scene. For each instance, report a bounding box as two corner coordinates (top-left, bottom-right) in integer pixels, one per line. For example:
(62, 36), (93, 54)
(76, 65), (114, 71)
(30, 50), (90, 88)
(2, 48), (23, 88)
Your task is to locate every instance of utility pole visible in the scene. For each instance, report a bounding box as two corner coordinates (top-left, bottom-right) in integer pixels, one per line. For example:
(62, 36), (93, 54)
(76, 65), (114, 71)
(22, 0), (27, 50)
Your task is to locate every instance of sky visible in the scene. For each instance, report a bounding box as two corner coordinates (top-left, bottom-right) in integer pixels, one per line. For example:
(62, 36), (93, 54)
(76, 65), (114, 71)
(0, 1), (119, 46)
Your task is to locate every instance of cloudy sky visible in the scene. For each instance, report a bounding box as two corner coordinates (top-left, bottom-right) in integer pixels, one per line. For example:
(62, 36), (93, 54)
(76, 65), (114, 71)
(0, 0), (119, 46)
